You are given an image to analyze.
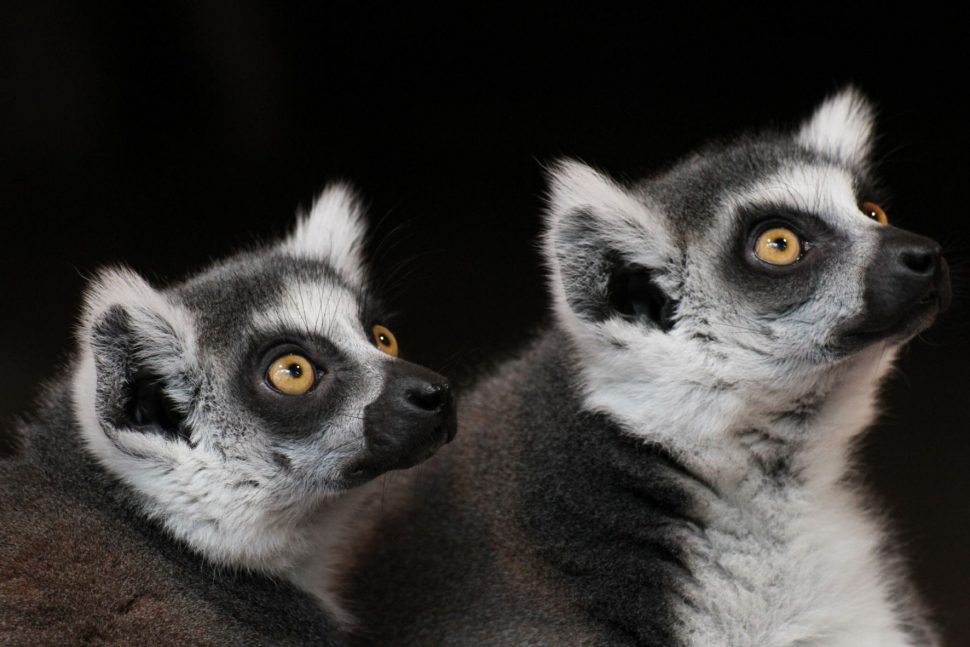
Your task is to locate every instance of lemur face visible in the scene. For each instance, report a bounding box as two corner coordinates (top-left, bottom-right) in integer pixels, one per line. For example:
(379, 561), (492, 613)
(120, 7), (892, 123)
(73, 186), (455, 569)
(168, 251), (456, 490)
(547, 89), (950, 387)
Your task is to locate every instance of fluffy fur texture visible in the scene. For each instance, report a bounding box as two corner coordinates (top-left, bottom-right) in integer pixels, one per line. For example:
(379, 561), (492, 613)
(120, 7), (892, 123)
(1, 391), (340, 646)
(347, 89), (944, 646)
(2, 185), (454, 643)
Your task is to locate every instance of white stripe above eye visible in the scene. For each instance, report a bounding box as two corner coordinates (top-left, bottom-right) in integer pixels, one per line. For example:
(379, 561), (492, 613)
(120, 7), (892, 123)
(722, 164), (869, 232)
(252, 282), (365, 345)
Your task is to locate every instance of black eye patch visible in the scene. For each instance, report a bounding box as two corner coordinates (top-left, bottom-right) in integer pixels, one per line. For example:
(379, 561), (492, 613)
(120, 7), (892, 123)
(608, 265), (678, 332)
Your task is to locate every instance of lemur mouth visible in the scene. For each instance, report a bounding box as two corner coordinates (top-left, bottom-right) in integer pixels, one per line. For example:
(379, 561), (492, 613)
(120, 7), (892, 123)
(842, 291), (946, 348)
(341, 423), (453, 488)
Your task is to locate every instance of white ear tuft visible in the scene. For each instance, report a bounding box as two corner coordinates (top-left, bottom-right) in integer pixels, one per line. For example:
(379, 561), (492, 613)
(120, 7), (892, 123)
(544, 158), (669, 258)
(284, 183), (367, 282)
(797, 87), (876, 167)
(79, 267), (189, 337)
(543, 159), (675, 330)
(77, 266), (197, 378)
(546, 159), (645, 222)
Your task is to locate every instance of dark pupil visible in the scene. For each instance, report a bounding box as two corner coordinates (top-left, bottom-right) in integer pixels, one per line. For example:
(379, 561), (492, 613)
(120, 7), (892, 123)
(379, 334), (389, 346)
(770, 237), (788, 251)
(287, 363), (303, 378)
(868, 211), (878, 220)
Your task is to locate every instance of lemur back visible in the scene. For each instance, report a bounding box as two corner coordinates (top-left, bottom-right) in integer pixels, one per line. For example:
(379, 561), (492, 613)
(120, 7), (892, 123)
(0, 186), (456, 644)
(346, 90), (946, 646)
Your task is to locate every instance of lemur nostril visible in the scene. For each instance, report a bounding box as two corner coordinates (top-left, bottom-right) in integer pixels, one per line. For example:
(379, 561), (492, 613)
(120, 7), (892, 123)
(900, 249), (937, 276)
(406, 384), (448, 412)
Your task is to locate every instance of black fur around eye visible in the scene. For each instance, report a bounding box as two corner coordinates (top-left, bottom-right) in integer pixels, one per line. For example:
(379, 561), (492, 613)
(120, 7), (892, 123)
(607, 266), (677, 332)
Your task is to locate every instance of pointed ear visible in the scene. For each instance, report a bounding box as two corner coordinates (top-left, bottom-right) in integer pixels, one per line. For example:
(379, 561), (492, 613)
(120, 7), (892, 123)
(797, 87), (876, 167)
(544, 159), (677, 329)
(283, 183), (368, 283)
(74, 267), (196, 444)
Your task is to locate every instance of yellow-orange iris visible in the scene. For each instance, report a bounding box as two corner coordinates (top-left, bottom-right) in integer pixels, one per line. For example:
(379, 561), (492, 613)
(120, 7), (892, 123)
(755, 227), (802, 266)
(372, 325), (399, 357)
(861, 201), (889, 225)
(266, 353), (315, 395)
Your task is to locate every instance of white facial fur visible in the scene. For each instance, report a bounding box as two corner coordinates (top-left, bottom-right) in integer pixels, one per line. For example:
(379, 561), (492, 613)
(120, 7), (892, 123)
(547, 161), (891, 478)
(546, 92), (887, 446)
(72, 185), (392, 625)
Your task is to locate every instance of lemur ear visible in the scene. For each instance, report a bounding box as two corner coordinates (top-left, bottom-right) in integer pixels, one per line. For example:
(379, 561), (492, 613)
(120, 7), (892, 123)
(74, 267), (196, 444)
(283, 183), (368, 284)
(544, 159), (677, 329)
(797, 87), (876, 168)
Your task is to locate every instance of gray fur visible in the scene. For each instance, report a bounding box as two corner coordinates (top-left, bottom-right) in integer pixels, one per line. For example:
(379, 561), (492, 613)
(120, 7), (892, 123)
(346, 89), (944, 646)
(0, 388), (341, 646)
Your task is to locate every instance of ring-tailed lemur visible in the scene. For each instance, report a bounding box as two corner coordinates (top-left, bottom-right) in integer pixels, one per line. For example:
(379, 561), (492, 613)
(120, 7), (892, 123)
(0, 185), (456, 645)
(346, 89), (947, 646)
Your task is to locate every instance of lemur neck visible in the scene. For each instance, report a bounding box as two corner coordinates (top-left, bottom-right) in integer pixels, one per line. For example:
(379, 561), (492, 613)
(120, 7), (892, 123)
(581, 343), (895, 489)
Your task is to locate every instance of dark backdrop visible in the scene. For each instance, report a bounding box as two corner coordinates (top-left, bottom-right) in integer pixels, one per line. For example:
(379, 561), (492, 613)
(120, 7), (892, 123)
(2, 4), (967, 643)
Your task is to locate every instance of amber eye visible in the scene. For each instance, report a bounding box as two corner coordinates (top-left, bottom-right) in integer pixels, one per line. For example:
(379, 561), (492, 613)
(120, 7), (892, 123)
(372, 325), (399, 357)
(754, 227), (802, 266)
(861, 201), (889, 225)
(266, 353), (316, 395)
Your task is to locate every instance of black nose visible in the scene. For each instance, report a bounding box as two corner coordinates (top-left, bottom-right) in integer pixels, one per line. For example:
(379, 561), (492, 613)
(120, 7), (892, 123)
(406, 382), (450, 413)
(898, 242), (941, 277)
(345, 360), (457, 484)
(396, 375), (456, 443)
(881, 230), (950, 312)
(848, 226), (951, 343)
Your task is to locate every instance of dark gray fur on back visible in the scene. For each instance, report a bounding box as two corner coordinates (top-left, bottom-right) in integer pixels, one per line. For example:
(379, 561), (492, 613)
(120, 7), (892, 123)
(347, 335), (693, 646)
(0, 384), (343, 646)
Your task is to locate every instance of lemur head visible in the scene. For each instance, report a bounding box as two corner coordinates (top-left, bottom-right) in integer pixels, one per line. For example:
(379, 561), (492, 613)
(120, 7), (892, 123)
(546, 88), (950, 415)
(73, 185), (456, 571)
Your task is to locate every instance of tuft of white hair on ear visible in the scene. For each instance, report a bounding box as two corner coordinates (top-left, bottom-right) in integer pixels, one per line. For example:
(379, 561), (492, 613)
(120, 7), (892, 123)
(545, 159), (646, 228)
(543, 158), (669, 261)
(77, 267), (194, 349)
(797, 86), (876, 168)
(284, 183), (368, 284)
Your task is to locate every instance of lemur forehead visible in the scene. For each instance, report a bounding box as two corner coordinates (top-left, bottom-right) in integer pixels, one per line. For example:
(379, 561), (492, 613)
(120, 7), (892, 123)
(721, 164), (863, 229)
(172, 252), (363, 346)
(641, 137), (811, 237)
(251, 280), (368, 349)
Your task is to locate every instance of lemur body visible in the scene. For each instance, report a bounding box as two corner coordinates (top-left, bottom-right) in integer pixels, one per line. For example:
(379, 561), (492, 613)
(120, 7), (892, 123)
(348, 90), (946, 646)
(0, 187), (456, 645)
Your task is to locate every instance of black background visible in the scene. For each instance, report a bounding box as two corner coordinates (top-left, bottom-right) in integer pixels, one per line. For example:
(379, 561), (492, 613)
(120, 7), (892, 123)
(1, 4), (967, 643)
